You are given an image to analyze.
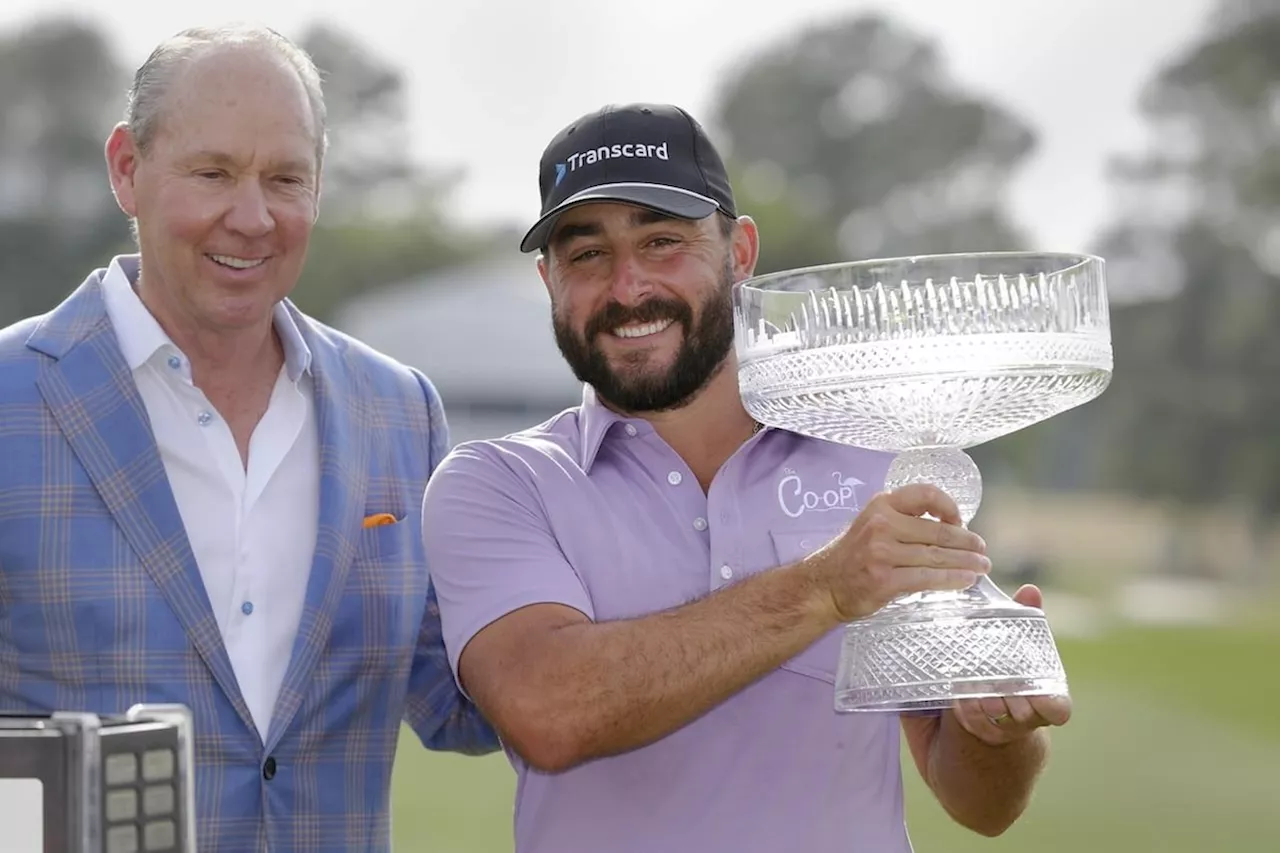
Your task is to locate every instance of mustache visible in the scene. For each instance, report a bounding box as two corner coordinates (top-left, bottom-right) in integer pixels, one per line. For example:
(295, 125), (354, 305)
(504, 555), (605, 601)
(584, 298), (692, 339)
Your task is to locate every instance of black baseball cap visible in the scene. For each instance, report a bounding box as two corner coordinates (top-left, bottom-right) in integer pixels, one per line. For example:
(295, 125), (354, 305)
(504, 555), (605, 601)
(519, 102), (737, 254)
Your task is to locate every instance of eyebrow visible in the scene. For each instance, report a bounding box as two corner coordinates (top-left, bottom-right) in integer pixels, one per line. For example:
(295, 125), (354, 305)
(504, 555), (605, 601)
(181, 150), (315, 176)
(550, 208), (686, 249)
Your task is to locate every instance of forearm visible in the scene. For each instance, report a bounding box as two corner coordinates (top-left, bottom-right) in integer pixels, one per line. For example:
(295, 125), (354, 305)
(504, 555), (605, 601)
(926, 711), (1050, 836)
(498, 562), (836, 770)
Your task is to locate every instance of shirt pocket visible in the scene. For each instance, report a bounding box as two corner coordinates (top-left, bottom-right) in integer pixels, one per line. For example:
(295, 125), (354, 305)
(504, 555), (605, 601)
(770, 527), (848, 684)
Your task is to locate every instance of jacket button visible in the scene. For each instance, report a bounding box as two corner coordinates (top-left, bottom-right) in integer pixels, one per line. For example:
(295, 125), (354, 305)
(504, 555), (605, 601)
(263, 756), (277, 780)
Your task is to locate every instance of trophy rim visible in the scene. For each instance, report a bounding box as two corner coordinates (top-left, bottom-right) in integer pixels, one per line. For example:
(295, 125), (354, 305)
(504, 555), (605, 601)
(735, 250), (1106, 294)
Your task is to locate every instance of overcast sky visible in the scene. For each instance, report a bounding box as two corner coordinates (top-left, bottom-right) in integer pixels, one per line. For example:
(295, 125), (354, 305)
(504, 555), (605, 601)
(1, 0), (1215, 253)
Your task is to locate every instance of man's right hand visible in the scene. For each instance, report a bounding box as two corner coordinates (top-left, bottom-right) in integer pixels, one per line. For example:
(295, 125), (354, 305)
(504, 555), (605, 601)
(804, 484), (991, 623)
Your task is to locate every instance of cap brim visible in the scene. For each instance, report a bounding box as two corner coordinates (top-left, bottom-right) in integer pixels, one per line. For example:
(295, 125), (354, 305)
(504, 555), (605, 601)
(519, 183), (720, 253)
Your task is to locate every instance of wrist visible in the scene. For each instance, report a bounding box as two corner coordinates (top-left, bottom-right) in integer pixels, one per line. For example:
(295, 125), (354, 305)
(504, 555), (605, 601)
(787, 554), (845, 631)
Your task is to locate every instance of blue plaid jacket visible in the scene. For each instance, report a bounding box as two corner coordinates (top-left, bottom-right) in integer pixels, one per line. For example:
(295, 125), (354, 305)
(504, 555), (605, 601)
(0, 265), (499, 851)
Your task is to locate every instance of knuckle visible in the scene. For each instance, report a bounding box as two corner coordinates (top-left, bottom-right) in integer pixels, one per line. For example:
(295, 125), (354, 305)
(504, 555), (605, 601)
(866, 540), (893, 568)
(862, 513), (892, 539)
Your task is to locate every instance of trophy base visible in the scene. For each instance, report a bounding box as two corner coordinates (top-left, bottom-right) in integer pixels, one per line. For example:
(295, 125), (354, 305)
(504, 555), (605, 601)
(834, 576), (1069, 713)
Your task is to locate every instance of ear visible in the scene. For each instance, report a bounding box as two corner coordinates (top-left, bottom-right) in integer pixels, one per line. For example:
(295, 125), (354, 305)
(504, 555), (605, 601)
(311, 167), (323, 223)
(105, 123), (141, 218)
(728, 215), (761, 282)
(536, 253), (552, 298)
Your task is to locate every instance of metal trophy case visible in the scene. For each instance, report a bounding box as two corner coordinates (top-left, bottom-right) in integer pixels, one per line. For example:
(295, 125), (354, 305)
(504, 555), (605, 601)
(0, 704), (196, 853)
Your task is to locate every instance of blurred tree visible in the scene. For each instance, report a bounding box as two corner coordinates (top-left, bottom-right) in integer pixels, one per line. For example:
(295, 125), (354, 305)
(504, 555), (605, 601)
(0, 17), (132, 324)
(299, 22), (460, 224)
(1083, 0), (1280, 571)
(708, 12), (1048, 490)
(708, 13), (1036, 274)
(293, 22), (492, 323)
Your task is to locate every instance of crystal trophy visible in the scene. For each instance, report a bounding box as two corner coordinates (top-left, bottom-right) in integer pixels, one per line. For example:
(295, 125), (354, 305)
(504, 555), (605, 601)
(734, 252), (1112, 712)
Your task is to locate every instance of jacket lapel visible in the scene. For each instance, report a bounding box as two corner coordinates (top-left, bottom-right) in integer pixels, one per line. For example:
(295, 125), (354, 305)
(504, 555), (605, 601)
(29, 273), (257, 734)
(265, 312), (370, 749)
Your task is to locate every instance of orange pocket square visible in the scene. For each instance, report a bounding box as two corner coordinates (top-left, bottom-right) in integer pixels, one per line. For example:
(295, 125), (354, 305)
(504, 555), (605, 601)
(362, 513), (398, 529)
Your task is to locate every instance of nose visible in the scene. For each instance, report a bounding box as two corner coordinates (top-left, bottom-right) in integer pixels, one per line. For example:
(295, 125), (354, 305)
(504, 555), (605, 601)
(223, 177), (275, 237)
(609, 251), (653, 307)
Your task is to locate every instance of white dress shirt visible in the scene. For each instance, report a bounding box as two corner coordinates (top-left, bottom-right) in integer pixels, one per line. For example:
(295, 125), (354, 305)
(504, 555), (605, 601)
(101, 256), (320, 740)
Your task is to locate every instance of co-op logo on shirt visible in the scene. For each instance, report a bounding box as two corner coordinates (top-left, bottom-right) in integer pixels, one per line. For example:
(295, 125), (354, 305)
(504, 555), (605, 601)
(776, 468), (865, 518)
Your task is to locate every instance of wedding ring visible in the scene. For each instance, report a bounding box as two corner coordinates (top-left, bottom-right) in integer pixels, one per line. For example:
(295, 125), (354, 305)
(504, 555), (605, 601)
(987, 712), (1012, 726)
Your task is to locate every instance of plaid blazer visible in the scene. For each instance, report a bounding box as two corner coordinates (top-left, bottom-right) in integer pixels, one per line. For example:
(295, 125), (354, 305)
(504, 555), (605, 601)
(0, 265), (499, 851)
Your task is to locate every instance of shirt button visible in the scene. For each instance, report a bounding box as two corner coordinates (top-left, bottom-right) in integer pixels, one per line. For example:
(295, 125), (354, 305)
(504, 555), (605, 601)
(693, 517), (708, 531)
(667, 471), (683, 486)
(262, 756), (277, 780)
(241, 601), (254, 616)
(624, 424), (638, 437)
(720, 565), (733, 580)
(166, 355), (181, 370)
(197, 411), (213, 426)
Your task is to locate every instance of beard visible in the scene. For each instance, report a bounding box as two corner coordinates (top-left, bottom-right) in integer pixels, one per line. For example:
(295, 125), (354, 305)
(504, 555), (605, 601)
(552, 258), (737, 413)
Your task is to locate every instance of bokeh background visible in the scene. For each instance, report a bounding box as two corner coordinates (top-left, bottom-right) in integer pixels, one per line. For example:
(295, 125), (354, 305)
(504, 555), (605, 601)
(1, 0), (1277, 849)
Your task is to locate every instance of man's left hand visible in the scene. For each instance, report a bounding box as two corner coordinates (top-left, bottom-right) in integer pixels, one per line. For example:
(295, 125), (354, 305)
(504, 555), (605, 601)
(950, 584), (1073, 746)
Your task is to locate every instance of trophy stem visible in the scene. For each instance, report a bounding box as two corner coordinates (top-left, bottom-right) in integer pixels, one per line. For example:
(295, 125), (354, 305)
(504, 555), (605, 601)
(884, 446), (988, 603)
(884, 446), (983, 526)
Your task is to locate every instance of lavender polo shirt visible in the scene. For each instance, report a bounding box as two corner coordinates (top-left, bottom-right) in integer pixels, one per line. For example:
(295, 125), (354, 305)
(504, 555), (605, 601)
(422, 387), (912, 853)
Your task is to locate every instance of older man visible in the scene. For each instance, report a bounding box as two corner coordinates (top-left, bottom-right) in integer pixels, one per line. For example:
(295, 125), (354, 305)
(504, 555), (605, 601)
(0, 24), (496, 853)
(422, 102), (1072, 852)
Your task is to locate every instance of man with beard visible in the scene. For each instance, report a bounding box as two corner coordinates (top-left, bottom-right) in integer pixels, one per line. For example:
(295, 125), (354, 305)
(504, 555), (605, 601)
(420, 103), (1071, 852)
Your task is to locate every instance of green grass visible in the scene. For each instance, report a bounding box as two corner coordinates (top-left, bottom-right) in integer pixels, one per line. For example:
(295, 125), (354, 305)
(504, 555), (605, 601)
(389, 623), (1280, 852)
(1058, 624), (1280, 743)
(390, 750), (515, 853)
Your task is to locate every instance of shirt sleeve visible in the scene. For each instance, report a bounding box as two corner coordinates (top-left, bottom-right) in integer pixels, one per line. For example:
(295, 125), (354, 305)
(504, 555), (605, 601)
(421, 440), (595, 686)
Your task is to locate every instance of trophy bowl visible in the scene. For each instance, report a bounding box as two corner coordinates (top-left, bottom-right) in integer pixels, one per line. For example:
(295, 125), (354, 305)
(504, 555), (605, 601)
(733, 252), (1112, 713)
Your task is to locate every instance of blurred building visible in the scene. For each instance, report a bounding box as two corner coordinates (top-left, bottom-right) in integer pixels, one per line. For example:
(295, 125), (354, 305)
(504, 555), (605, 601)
(333, 254), (583, 445)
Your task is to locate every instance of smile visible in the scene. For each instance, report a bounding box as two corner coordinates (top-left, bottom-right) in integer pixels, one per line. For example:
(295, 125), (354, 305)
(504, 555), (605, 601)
(208, 254), (268, 269)
(612, 319), (674, 339)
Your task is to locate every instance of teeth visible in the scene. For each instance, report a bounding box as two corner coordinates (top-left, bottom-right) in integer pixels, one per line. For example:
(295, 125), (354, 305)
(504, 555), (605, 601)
(209, 254), (266, 269)
(613, 319), (674, 339)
